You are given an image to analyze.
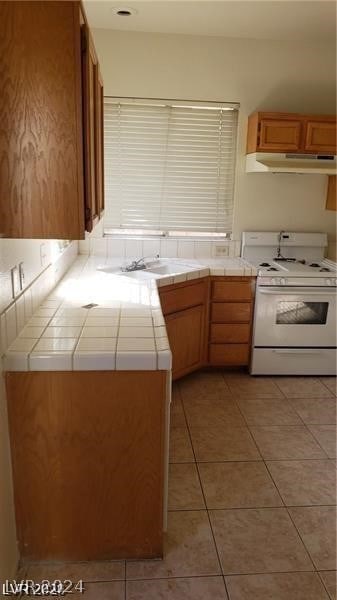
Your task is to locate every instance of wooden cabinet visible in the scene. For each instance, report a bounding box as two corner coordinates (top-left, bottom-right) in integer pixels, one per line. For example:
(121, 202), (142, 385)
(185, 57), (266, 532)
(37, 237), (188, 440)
(159, 278), (208, 380)
(0, 1), (104, 239)
(166, 305), (205, 379)
(159, 280), (206, 315)
(96, 67), (105, 218)
(6, 370), (167, 561)
(209, 343), (250, 366)
(326, 176), (336, 211)
(82, 24), (104, 232)
(247, 112), (336, 155)
(211, 302), (252, 323)
(210, 323), (250, 344)
(159, 276), (255, 376)
(304, 120), (336, 153)
(209, 277), (255, 367)
(212, 280), (253, 302)
(259, 118), (302, 152)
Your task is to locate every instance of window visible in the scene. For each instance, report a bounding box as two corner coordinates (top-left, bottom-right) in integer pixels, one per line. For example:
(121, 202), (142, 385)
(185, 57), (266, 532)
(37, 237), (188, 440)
(276, 301), (329, 325)
(103, 98), (239, 237)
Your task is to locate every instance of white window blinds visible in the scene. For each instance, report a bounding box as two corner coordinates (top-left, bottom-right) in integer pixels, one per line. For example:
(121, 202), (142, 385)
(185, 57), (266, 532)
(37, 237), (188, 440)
(104, 99), (239, 235)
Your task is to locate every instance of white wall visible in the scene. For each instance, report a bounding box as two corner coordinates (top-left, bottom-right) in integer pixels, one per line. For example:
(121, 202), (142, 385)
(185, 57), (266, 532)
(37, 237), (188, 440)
(92, 28), (336, 257)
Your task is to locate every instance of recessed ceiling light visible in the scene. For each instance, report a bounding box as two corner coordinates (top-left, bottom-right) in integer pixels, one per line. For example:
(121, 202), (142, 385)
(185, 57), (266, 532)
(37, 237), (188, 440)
(112, 6), (138, 17)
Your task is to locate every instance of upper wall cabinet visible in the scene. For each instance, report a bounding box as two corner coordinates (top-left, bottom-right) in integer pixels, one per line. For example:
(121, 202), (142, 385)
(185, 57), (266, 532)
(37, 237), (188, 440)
(247, 112), (337, 155)
(81, 22), (105, 233)
(0, 1), (104, 239)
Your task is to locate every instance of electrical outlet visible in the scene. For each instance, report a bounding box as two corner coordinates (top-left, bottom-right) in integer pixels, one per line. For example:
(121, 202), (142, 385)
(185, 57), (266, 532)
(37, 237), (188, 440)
(40, 243), (48, 267)
(10, 266), (20, 299)
(18, 262), (25, 290)
(214, 244), (229, 257)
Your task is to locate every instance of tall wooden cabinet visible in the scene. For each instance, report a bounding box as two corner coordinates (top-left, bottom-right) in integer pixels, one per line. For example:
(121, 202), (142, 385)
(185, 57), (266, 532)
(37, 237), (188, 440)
(0, 1), (104, 239)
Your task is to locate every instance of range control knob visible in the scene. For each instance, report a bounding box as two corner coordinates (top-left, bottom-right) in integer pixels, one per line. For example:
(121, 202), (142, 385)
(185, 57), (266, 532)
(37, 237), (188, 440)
(280, 278), (287, 285)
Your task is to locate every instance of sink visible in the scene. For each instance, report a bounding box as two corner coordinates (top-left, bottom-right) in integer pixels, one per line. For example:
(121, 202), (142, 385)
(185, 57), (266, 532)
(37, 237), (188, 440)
(119, 270), (156, 280)
(97, 260), (198, 279)
(146, 262), (195, 275)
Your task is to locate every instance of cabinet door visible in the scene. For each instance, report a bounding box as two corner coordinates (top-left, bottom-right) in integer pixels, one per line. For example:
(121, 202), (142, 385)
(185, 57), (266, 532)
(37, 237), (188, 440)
(0, 1), (85, 239)
(259, 119), (302, 152)
(165, 305), (205, 380)
(304, 121), (337, 154)
(82, 25), (100, 232)
(95, 67), (105, 218)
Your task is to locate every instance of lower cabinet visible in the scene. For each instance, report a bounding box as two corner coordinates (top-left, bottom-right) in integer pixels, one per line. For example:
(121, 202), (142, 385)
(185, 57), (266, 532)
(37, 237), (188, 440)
(209, 277), (255, 367)
(166, 304), (205, 379)
(159, 278), (208, 380)
(6, 370), (168, 561)
(159, 275), (256, 377)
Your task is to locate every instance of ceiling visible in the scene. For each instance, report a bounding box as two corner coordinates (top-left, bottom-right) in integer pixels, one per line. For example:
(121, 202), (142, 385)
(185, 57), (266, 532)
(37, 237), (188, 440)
(83, 0), (337, 42)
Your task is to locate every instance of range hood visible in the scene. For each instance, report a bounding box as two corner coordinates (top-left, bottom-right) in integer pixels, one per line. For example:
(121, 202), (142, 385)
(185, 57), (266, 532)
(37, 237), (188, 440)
(246, 152), (337, 174)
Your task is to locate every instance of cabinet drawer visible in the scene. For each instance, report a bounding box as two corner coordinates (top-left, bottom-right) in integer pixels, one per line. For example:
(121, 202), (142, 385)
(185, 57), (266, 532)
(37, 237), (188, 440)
(211, 302), (251, 323)
(212, 281), (252, 302)
(160, 280), (207, 315)
(210, 324), (250, 344)
(209, 344), (250, 366)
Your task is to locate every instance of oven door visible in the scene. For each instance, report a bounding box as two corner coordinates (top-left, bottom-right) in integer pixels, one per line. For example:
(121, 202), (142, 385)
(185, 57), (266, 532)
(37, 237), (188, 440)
(254, 286), (337, 347)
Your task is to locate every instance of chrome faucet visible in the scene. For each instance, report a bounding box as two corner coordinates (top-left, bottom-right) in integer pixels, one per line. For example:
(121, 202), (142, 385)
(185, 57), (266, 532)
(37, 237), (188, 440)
(122, 254), (160, 272)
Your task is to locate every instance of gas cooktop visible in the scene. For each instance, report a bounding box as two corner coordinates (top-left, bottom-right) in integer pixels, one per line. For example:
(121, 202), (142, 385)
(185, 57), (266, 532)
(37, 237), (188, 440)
(256, 259), (336, 275)
(241, 231), (337, 286)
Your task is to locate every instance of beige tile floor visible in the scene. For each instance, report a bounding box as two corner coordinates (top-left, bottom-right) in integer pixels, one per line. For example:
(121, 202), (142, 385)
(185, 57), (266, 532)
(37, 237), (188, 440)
(17, 371), (337, 599)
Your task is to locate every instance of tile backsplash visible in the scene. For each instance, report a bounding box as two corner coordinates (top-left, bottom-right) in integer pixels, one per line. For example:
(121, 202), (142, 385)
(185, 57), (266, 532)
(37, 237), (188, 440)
(79, 221), (241, 260)
(0, 242), (78, 355)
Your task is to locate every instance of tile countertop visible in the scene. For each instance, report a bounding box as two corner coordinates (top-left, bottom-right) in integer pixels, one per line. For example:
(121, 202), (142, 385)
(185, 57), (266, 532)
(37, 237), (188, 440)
(3, 256), (257, 372)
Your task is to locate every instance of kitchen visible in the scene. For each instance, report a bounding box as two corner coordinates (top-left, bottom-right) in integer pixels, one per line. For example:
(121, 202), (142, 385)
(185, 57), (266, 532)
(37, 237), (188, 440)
(0, 1), (336, 599)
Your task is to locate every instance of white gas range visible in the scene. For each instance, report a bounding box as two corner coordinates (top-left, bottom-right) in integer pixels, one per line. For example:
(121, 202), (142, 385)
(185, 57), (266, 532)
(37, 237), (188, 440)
(242, 232), (337, 376)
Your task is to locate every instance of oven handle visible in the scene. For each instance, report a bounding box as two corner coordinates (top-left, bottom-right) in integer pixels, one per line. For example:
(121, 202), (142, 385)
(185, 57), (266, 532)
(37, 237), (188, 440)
(258, 287), (336, 296)
(272, 349), (328, 355)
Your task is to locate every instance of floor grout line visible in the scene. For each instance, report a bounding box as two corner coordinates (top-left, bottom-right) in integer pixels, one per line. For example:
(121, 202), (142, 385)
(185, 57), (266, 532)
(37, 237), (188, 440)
(317, 570), (335, 600)
(179, 380), (230, 597)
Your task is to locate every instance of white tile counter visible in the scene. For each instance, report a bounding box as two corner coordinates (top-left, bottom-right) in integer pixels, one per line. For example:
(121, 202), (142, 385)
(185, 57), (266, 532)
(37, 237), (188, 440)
(3, 256), (256, 372)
